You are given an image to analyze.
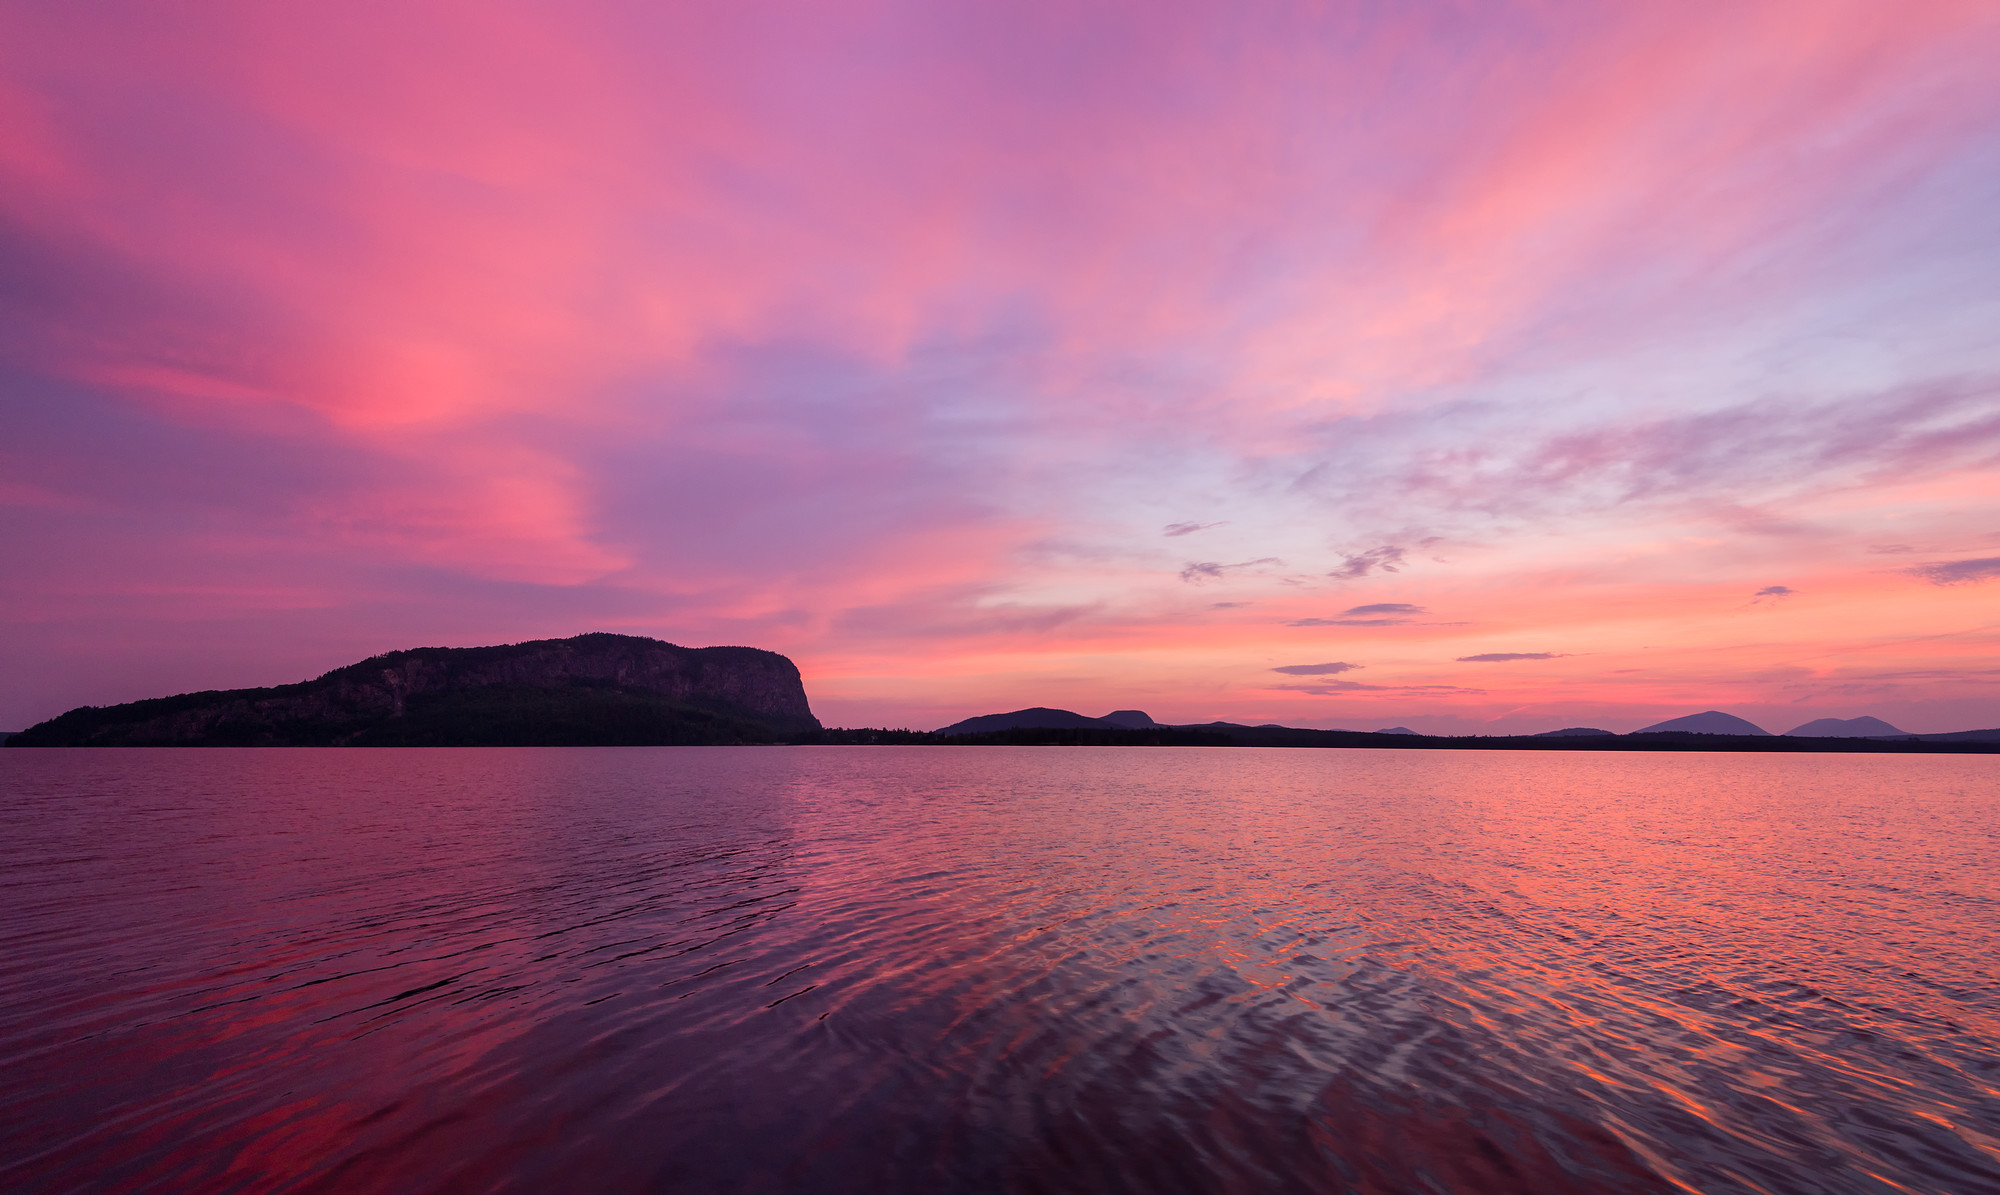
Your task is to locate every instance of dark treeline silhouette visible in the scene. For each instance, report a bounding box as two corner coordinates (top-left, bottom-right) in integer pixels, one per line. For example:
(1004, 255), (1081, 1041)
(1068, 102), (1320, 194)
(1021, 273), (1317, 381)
(792, 725), (2000, 753)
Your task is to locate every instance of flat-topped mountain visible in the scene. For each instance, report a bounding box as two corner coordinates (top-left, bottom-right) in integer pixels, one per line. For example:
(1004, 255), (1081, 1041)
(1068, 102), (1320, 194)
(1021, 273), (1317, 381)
(9, 634), (819, 747)
(1099, 710), (1161, 729)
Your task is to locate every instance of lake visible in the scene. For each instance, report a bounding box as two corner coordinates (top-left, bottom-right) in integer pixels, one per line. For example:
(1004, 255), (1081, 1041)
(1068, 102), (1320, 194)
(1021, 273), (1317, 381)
(2, 747), (1996, 1193)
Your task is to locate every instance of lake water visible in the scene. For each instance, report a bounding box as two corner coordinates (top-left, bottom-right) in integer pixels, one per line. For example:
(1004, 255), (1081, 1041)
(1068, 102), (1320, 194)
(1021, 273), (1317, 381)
(2, 747), (1996, 1194)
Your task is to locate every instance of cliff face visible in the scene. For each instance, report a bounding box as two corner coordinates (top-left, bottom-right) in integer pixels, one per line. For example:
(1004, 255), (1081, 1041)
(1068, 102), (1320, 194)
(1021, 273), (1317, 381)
(10, 634), (820, 747)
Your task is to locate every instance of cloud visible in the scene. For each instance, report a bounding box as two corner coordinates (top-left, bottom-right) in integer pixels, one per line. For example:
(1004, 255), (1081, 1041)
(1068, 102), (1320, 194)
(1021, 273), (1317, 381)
(1271, 661), (1362, 675)
(1329, 546), (1405, 579)
(1210, 601), (1248, 608)
(1456, 652), (1565, 662)
(1753, 585), (1795, 597)
(1163, 521), (1224, 537)
(1906, 557), (2000, 585)
(1867, 544), (1914, 554)
(1343, 602), (1426, 616)
(1287, 617), (1409, 627)
(1286, 377), (2000, 540)
(1179, 557), (1281, 583)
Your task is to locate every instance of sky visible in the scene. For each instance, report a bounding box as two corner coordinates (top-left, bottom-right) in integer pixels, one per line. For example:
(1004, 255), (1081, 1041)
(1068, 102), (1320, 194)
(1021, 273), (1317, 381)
(4, 0), (2000, 735)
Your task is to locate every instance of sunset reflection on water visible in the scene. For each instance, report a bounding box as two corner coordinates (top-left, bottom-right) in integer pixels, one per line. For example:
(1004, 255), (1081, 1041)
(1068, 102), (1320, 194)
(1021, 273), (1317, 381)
(2, 747), (1995, 1193)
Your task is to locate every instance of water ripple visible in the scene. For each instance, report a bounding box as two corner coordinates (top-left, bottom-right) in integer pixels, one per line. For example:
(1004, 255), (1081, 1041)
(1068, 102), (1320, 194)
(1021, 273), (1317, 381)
(2, 746), (1997, 1193)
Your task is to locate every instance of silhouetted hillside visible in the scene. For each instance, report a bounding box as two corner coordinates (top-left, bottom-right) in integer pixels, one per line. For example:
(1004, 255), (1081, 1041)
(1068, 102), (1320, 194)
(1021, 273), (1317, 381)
(935, 707), (1162, 734)
(913, 705), (1997, 753)
(1634, 711), (1771, 735)
(1783, 716), (1905, 737)
(918, 724), (1998, 753)
(9, 634), (818, 747)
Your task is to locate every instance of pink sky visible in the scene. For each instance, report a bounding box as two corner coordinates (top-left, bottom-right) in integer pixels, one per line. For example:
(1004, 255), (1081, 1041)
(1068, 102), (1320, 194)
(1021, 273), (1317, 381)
(4, 0), (2000, 734)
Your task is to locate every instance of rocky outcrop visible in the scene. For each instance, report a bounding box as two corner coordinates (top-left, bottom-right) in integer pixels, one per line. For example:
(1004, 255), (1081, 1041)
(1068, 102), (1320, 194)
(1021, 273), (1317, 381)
(9, 634), (819, 746)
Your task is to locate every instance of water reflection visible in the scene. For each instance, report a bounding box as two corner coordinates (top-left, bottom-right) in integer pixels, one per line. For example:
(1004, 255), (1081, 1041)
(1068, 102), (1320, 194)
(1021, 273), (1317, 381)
(1, 747), (1996, 1192)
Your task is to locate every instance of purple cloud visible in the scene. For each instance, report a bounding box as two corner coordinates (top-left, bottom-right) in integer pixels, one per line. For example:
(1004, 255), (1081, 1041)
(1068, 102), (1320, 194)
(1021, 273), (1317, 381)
(1343, 602), (1426, 616)
(1907, 557), (2000, 585)
(1753, 585), (1795, 597)
(1329, 546), (1405, 579)
(1163, 521), (1224, 537)
(1271, 661), (1362, 675)
(1287, 378), (2000, 532)
(1180, 557), (1281, 583)
(1456, 652), (1565, 662)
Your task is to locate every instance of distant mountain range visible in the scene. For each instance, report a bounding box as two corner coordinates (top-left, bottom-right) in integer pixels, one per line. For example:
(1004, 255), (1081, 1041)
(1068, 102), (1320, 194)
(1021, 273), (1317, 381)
(17, 669), (1997, 751)
(8, 634), (819, 747)
(930, 706), (1999, 749)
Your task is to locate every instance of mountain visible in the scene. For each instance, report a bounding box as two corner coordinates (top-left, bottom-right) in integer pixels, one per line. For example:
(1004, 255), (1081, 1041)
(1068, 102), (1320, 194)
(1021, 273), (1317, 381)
(8, 634), (818, 747)
(936, 707), (1109, 734)
(1099, 710), (1160, 728)
(1533, 727), (1614, 737)
(1375, 726), (1420, 735)
(936, 707), (1166, 734)
(1784, 716), (1906, 737)
(1899, 727), (2000, 743)
(1633, 711), (1770, 736)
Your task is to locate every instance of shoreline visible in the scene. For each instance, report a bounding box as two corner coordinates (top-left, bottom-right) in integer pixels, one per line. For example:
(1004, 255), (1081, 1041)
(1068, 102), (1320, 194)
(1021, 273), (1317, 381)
(798, 726), (2000, 753)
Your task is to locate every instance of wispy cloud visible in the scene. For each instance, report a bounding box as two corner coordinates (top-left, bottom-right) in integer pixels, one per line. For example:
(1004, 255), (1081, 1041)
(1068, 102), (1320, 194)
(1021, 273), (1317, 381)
(1287, 617), (1409, 627)
(1753, 585), (1794, 597)
(1906, 557), (2000, 585)
(1180, 557), (1281, 584)
(1288, 378), (2000, 535)
(1329, 546), (1405, 580)
(1163, 521), (1225, 537)
(1456, 652), (1565, 662)
(1343, 602), (1426, 616)
(1271, 661), (1362, 675)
